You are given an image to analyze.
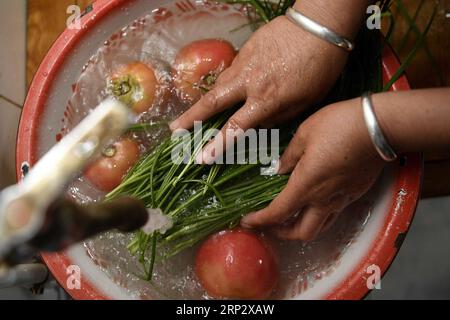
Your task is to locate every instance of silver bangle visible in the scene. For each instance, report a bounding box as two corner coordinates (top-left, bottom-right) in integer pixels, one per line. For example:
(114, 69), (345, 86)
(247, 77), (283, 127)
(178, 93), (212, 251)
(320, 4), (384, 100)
(362, 92), (398, 162)
(285, 7), (354, 52)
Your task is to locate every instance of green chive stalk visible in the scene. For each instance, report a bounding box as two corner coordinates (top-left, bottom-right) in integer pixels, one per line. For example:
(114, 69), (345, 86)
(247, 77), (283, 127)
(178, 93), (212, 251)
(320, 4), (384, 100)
(107, 111), (289, 278)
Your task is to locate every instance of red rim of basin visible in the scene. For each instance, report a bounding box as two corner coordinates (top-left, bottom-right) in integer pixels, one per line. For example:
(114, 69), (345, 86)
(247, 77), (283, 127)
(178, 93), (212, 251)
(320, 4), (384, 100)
(16, 0), (422, 300)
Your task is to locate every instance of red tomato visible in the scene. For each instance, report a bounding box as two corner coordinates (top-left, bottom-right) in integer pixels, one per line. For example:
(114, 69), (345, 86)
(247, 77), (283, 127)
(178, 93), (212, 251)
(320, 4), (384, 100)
(85, 138), (140, 192)
(195, 228), (279, 300)
(173, 39), (237, 102)
(109, 62), (158, 114)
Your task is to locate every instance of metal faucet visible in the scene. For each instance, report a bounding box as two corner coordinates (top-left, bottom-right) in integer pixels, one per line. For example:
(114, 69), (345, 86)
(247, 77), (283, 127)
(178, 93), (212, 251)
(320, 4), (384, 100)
(0, 98), (149, 268)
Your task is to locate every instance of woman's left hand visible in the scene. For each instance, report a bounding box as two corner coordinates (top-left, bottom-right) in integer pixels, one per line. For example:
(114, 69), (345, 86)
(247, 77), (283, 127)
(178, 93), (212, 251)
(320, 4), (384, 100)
(241, 98), (386, 241)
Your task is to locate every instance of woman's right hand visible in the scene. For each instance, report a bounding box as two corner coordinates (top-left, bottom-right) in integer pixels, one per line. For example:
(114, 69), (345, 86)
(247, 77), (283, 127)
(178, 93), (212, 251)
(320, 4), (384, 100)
(242, 88), (450, 240)
(241, 98), (386, 240)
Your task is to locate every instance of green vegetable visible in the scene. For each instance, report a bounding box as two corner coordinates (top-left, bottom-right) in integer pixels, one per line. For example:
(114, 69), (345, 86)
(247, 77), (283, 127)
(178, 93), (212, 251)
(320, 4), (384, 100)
(105, 0), (437, 280)
(107, 111), (288, 278)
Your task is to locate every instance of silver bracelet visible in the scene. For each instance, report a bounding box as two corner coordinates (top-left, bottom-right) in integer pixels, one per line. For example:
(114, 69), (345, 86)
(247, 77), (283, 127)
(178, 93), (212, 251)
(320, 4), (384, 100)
(285, 7), (354, 52)
(362, 92), (398, 162)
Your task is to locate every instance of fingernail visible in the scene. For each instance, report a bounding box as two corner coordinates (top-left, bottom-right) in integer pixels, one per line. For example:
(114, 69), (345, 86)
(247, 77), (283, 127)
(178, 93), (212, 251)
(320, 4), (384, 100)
(241, 212), (256, 226)
(240, 221), (253, 229)
(197, 138), (223, 165)
(260, 159), (280, 176)
(169, 120), (179, 131)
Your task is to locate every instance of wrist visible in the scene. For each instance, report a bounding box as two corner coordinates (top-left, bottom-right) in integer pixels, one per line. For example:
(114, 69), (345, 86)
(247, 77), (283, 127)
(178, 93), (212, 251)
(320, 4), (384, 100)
(292, 0), (370, 41)
(277, 14), (349, 64)
(350, 98), (386, 162)
(276, 15), (349, 97)
(369, 94), (404, 155)
(371, 89), (450, 154)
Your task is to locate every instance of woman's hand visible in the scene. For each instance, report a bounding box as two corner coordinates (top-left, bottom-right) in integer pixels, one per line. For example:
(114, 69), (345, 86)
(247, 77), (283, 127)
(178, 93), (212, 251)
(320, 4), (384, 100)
(170, 15), (349, 162)
(241, 98), (386, 241)
(241, 88), (450, 241)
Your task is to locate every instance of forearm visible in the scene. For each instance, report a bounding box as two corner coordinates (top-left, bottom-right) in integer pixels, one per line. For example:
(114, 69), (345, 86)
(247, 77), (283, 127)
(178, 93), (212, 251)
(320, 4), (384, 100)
(293, 0), (372, 40)
(372, 88), (450, 154)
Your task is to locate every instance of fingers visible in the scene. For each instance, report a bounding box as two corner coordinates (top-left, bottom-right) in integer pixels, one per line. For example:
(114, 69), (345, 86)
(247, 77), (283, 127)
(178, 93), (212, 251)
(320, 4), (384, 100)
(277, 127), (305, 174)
(170, 80), (245, 131)
(319, 211), (340, 234)
(271, 206), (330, 241)
(261, 107), (301, 128)
(238, 123), (307, 229)
(241, 164), (307, 227)
(196, 98), (274, 164)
